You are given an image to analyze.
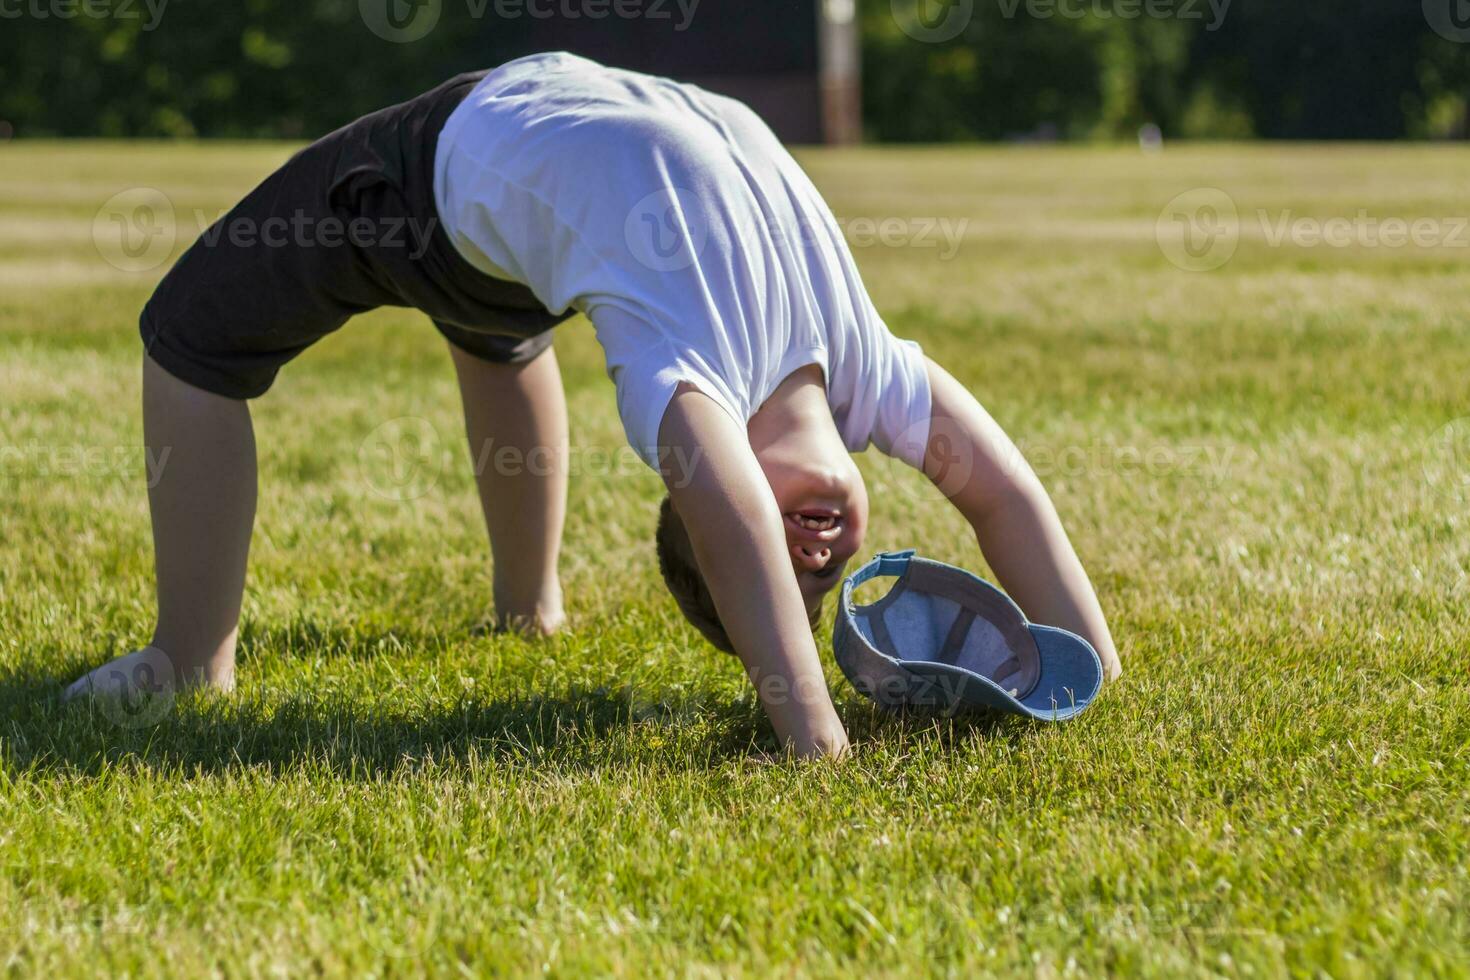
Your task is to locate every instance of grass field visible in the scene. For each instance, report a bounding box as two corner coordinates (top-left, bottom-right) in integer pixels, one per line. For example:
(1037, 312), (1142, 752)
(1, 140), (1467, 977)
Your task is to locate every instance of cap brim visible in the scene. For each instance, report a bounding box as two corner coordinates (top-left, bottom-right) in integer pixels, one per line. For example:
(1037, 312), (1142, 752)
(900, 623), (1102, 721)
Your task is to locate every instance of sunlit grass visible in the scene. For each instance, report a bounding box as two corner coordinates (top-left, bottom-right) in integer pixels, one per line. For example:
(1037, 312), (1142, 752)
(0, 141), (1467, 976)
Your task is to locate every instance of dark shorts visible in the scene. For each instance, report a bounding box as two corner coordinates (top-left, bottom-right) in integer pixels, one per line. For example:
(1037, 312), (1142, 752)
(140, 71), (574, 400)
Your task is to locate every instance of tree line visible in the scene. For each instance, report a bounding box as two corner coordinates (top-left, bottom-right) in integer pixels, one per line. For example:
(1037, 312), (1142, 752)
(0, 0), (1465, 140)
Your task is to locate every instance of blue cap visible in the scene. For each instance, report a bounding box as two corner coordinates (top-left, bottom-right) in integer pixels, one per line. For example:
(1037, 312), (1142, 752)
(833, 551), (1103, 720)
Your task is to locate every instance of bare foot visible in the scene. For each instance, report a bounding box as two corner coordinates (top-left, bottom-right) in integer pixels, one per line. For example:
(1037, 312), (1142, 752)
(491, 605), (567, 638)
(62, 646), (234, 703)
(488, 581), (567, 638)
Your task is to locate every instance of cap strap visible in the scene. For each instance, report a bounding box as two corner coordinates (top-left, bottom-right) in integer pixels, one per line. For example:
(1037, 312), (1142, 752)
(865, 609), (897, 658)
(848, 550), (915, 588)
(936, 606), (978, 666)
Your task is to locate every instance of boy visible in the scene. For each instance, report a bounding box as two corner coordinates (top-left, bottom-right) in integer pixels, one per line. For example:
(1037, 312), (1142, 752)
(67, 53), (1121, 757)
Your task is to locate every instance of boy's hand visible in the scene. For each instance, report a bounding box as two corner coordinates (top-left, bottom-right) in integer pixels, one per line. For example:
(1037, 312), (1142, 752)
(658, 385), (850, 758)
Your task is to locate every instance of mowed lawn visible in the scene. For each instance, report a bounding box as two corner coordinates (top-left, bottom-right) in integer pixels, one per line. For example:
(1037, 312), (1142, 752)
(0, 139), (1467, 977)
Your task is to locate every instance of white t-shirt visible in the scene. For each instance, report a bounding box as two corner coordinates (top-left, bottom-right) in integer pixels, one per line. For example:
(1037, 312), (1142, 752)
(434, 52), (932, 470)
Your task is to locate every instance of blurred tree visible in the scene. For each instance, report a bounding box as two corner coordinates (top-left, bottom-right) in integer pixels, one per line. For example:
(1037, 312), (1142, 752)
(0, 0), (1465, 140)
(861, 0), (1470, 141)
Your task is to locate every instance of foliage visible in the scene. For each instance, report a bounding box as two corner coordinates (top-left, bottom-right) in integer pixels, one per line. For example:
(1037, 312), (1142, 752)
(0, 0), (1466, 140)
(861, 0), (1470, 140)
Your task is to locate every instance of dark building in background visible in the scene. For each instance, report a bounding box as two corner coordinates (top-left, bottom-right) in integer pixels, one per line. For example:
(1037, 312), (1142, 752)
(510, 0), (861, 144)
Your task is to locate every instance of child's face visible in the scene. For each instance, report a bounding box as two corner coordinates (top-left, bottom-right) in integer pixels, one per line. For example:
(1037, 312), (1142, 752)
(751, 418), (870, 619)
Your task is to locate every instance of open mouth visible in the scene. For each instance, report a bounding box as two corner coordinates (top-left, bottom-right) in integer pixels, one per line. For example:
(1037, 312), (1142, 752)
(784, 508), (843, 542)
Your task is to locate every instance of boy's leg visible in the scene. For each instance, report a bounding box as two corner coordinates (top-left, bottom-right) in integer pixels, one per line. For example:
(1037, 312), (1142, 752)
(65, 355), (256, 698)
(449, 342), (568, 635)
(63, 104), (385, 700)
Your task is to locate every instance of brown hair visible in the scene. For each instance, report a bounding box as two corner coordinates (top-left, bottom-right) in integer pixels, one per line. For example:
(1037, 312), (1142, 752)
(656, 496), (822, 654)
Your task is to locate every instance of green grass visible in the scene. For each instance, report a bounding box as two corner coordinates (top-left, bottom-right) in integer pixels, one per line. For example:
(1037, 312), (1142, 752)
(1, 140), (1468, 977)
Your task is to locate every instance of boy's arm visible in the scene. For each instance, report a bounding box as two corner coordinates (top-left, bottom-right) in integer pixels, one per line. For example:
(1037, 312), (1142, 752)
(922, 358), (1123, 680)
(658, 385), (850, 758)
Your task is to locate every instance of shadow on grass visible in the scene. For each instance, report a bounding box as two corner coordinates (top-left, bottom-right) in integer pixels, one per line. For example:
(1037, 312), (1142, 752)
(0, 622), (1030, 778)
(234, 617), (462, 665)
